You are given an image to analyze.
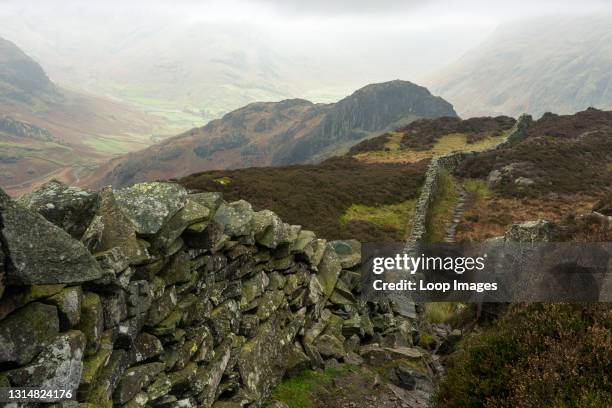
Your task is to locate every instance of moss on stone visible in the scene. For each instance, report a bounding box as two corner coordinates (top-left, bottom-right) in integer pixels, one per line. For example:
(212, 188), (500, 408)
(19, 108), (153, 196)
(271, 366), (355, 408)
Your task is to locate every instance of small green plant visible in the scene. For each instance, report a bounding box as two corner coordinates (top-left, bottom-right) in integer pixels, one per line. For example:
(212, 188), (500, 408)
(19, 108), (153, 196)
(271, 367), (352, 408)
(424, 302), (459, 324)
(213, 176), (232, 185)
(418, 333), (438, 351)
(462, 178), (491, 199)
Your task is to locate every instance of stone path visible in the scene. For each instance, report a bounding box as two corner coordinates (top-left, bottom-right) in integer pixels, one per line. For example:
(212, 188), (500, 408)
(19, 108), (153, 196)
(443, 186), (467, 243)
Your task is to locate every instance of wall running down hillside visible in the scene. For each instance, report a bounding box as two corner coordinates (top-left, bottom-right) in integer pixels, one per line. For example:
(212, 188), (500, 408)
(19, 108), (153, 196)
(0, 181), (424, 407)
(405, 114), (533, 247)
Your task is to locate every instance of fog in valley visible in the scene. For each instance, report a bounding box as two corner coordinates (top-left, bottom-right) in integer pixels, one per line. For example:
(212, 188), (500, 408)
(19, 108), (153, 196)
(2, 0), (610, 123)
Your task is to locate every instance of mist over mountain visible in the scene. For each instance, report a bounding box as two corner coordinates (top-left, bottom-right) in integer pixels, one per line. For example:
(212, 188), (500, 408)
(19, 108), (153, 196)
(430, 16), (612, 117)
(81, 80), (456, 189)
(0, 37), (161, 195)
(0, 1), (487, 130)
(0, 37), (62, 108)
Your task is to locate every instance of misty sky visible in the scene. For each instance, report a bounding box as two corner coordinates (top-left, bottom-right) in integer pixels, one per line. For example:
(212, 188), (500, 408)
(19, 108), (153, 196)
(1, 0), (611, 113)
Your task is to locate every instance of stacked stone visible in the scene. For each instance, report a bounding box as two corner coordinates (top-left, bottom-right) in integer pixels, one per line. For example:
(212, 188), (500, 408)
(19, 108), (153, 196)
(406, 114), (533, 247)
(0, 180), (421, 408)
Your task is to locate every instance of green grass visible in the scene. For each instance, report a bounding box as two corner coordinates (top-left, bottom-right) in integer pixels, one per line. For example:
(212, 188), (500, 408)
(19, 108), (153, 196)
(354, 132), (508, 164)
(82, 136), (139, 155)
(213, 177), (232, 186)
(418, 333), (438, 350)
(271, 367), (351, 408)
(340, 199), (416, 240)
(424, 302), (460, 324)
(462, 178), (491, 199)
(425, 169), (459, 242)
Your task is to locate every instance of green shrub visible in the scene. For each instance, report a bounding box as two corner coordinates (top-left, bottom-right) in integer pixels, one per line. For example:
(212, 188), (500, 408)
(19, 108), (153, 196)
(435, 303), (612, 408)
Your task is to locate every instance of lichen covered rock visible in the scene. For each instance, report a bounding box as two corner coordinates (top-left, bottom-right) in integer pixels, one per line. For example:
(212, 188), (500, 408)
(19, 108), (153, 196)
(315, 244), (342, 299)
(81, 187), (149, 264)
(0, 183), (423, 408)
(5, 330), (85, 391)
(238, 311), (305, 401)
(329, 239), (361, 268)
(0, 302), (59, 365)
(17, 179), (97, 239)
(46, 286), (83, 329)
(114, 182), (188, 235)
(0, 189), (103, 285)
(214, 200), (254, 237)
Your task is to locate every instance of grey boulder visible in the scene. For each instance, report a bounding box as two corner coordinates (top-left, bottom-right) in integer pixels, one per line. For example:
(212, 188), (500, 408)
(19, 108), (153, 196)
(1, 188), (103, 285)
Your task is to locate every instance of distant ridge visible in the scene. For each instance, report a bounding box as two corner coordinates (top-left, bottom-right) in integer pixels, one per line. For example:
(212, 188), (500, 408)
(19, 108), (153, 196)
(430, 16), (612, 117)
(82, 80), (457, 189)
(0, 37), (62, 108)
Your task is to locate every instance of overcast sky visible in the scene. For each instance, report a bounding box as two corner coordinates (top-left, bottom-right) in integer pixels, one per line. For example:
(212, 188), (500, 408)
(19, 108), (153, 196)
(1, 0), (611, 108)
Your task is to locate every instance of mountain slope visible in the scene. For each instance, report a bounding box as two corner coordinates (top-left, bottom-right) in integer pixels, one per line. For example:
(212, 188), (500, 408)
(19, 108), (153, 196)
(430, 16), (612, 118)
(0, 37), (162, 196)
(82, 80), (456, 189)
(0, 37), (61, 108)
(176, 108), (610, 244)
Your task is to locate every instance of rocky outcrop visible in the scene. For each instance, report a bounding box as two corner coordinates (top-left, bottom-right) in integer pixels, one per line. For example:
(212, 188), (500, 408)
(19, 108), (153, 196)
(0, 180), (430, 407)
(87, 80), (456, 189)
(0, 36), (60, 104)
(274, 80), (458, 164)
(0, 115), (56, 142)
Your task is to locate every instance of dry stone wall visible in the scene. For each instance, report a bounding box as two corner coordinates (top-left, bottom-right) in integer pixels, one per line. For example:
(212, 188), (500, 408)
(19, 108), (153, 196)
(0, 180), (419, 408)
(406, 114), (533, 246)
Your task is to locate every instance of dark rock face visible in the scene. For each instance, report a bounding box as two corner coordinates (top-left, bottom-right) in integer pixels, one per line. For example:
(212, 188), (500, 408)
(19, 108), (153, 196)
(273, 80), (458, 164)
(0, 115), (56, 142)
(0, 189), (102, 285)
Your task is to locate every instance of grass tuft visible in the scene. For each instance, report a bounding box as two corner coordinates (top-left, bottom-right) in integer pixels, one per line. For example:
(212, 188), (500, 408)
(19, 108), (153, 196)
(424, 302), (460, 324)
(271, 367), (352, 408)
(340, 200), (416, 240)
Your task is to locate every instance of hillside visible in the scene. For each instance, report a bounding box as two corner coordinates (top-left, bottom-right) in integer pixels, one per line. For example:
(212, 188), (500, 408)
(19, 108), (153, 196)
(82, 80), (456, 189)
(175, 114), (518, 243)
(3, 107), (610, 408)
(430, 16), (612, 118)
(175, 108), (611, 246)
(0, 36), (61, 108)
(452, 108), (612, 241)
(0, 37), (164, 196)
